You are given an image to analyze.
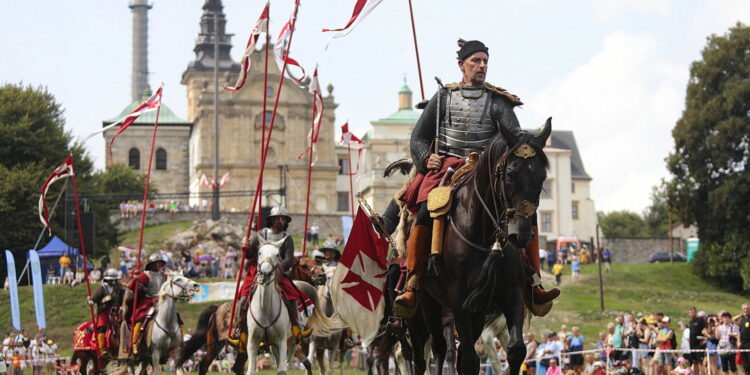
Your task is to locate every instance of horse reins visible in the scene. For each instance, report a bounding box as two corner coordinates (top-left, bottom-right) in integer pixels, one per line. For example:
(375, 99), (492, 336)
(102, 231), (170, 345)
(450, 136), (537, 253)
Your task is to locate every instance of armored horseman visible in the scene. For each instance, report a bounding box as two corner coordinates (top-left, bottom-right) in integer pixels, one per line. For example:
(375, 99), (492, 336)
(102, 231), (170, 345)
(125, 253), (168, 354)
(393, 39), (560, 316)
(231, 205), (313, 345)
(88, 268), (125, 356)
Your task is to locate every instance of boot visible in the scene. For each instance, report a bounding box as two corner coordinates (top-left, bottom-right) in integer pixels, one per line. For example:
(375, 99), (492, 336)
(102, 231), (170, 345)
(287, 300), (312, 342)
(97, 332), (107, 356)
(394, 225), (432, 318)
(227, 332), (248, 353)
(228, 296), (248, 348)
(131, 322), (143, 355)
(526, 226), (560, 305)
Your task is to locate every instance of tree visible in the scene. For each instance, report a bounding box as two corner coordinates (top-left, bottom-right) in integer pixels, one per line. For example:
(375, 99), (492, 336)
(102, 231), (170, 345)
(642, 183), (674, 237)
(597, 210), (648, 238)
(667, 23), (750, 292)
(0, 83), (71, 169)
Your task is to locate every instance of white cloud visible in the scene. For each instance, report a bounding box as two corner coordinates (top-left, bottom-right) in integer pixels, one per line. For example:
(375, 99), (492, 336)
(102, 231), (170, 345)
(526, 32), (687, 213)
(593, 0), (673, 21)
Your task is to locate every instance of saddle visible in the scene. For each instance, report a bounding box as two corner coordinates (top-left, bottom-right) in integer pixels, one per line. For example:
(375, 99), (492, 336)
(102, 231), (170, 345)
(426, 152), (479, 258)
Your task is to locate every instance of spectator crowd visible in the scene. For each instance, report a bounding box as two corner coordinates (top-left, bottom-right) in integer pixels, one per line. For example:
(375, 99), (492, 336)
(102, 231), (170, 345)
(496, 303), (750, 375)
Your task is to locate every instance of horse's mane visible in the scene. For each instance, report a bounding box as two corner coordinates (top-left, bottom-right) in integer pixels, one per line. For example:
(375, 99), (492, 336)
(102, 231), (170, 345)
(473, 133), (549, 181)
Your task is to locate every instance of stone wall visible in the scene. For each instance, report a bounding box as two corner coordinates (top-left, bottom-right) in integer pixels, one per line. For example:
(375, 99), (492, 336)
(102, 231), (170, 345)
(112, 210), (344, 239)
(600, 237), (686, 264)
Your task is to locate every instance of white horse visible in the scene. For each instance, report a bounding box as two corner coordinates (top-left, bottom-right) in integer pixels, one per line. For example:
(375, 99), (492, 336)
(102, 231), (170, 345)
(132, 270), (200, 375)
(308, 264), (346, 375)
(480, 315), (510, 375)
(246, 237), (295, 375)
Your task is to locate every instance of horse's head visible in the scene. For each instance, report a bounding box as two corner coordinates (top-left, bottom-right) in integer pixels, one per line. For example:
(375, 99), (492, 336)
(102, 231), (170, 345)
(256, 236), (284, 285)
(495, 118), (552, 248)
(161, 270), (200, 302)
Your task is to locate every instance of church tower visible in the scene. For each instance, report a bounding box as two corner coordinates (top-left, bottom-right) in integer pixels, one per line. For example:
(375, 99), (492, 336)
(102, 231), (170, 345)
(182, 0), (339, 217)
(102, 1), (191, 197)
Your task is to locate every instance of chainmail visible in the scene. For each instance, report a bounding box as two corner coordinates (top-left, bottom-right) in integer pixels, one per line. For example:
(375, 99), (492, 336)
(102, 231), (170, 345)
(410, 84), (523, 174)
(257, 228), (295, 272)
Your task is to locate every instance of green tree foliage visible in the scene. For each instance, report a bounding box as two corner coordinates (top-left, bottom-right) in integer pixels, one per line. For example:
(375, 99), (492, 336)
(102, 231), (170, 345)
(667, 23), (750, 292)
(597, 210), (648, 238)
(0, 84), (149, 259)
(0, 84), (71, 169)
(642, 183), (674, 237)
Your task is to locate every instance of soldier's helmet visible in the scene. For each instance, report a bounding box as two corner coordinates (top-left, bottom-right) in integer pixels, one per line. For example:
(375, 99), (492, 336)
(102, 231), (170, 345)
(268, 205), (292, 222)
(145, 254), (166, 270)
(102, 268), (121, 281)
(319, 240), (338, 251)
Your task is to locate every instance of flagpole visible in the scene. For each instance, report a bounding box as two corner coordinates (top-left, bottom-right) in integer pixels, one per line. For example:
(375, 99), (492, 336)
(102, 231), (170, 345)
(229, 0), (302, 340)
(129, 100), (162, 351)
(70, 158), (101, 366)
(348, 142), (355, 217)
(259, 1), (270, 235)
(301, 114), (315, 257)
(407, 0), (425, 102)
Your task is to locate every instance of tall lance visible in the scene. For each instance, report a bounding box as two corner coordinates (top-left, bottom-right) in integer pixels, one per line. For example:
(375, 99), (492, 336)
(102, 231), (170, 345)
(228, 0), (303, 341)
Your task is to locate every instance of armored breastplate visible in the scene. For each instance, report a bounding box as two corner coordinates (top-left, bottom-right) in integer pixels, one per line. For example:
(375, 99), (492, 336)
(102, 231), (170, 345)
(439, 88), (498, 157)
(144, 271), (166, 298)
(260, 228), (288, 242)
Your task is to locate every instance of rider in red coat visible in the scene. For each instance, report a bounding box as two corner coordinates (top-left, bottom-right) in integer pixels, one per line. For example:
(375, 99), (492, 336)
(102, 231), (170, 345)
(126, 254), (167, 354)
(230, 205), (313, 347)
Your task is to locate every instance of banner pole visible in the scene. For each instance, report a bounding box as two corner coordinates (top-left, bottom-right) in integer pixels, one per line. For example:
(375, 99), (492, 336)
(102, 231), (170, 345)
(70, 160), (101, 366)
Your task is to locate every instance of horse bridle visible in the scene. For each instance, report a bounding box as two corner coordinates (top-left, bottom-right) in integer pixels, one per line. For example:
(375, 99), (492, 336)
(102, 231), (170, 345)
(255, 257), (277, 285)
(167, 276), (196, 302)
(459, 136), (540, 253)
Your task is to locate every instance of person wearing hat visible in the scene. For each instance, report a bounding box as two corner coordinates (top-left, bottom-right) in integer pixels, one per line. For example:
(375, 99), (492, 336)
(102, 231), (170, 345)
(656, 316), (675, 375)
(319, 240), (341, 266)
(231, 205), (313, 347)
(394, 38), (559, 317)
(312, 249), (327, 267)
(125, 253), (167, 354)
(88, 268), (125, 356)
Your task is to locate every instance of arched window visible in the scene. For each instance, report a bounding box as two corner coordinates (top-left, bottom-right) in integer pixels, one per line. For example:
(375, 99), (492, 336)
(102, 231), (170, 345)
(156, 148), (167, 170)
(128, 148), (140, 170)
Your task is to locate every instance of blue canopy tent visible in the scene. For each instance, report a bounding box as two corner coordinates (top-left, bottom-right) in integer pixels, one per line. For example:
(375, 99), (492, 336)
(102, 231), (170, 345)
(35, 236), (92, 283)
(37, 236), (78, 258)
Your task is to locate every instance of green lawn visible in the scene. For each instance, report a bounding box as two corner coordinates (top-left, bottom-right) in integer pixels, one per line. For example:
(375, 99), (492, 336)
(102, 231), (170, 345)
(529, 262), (748, 344)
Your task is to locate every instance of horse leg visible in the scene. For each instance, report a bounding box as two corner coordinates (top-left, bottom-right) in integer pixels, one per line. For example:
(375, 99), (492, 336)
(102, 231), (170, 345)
(316, 343), (326, 375)
(198, 342), (217, 375)
(233, 351), (248, 375)
(151, 347), (161, 375)
(501, 290), (527, 375)
(481, 327), (502, 375)
(453, 311), (482, 375)
(277, 337), (289, 375)
(426, 300), (447, 375)
(246, 340), (259, 375)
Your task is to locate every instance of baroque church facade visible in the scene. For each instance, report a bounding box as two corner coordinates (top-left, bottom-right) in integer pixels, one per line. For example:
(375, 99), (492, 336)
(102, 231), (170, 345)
(104, 0), (338, 215)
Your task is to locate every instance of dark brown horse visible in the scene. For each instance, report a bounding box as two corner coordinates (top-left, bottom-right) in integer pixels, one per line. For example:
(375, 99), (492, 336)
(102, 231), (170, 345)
(415, 119), (552, 375)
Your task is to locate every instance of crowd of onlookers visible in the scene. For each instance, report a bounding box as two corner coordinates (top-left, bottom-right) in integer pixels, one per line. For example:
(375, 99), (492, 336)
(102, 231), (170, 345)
(0, 329), (60, 375)
(510, 304), (750, 375)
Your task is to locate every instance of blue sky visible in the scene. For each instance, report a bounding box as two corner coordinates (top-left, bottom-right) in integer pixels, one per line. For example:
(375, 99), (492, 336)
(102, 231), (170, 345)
(2, 0), (749, 213)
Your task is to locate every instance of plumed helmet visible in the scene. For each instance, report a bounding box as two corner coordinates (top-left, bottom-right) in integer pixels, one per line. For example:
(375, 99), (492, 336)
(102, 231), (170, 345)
(145, 253), (166, 270)
(268, 205), (292, 222)
(102, 268), (121, 280)
(319, 240), (338, 251)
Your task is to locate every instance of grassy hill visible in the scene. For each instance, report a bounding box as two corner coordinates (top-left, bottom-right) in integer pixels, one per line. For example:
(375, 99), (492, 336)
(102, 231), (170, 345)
(529, 262), (747, 343)
(4, 222), (746, 360)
